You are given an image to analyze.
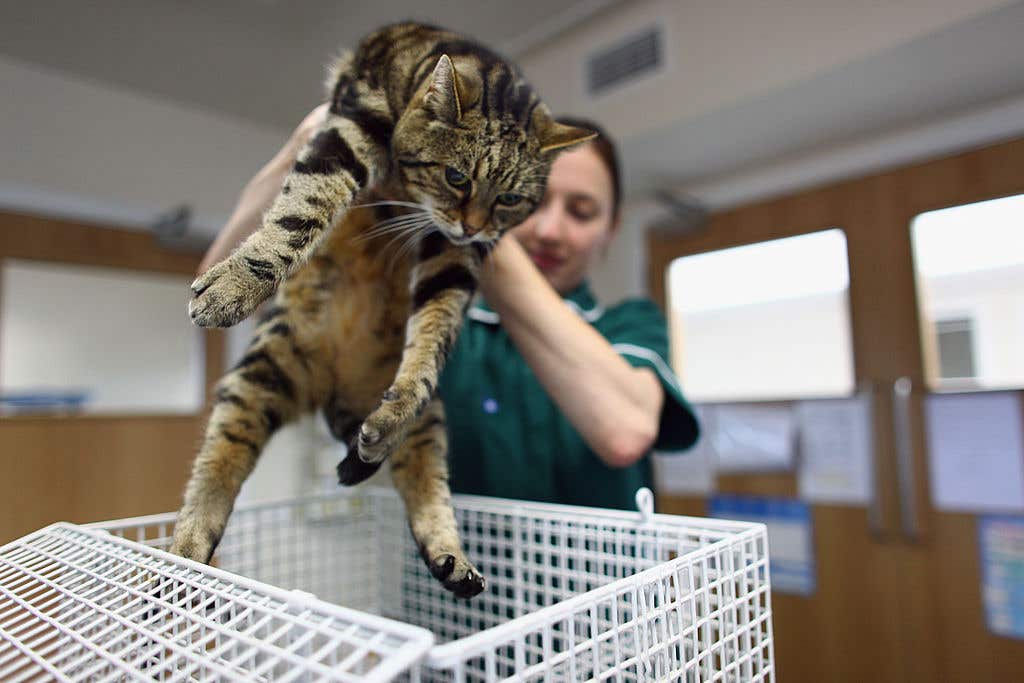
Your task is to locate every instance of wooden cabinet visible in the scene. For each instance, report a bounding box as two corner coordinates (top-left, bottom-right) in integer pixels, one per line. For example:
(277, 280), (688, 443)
(648, 138), (1024, 681)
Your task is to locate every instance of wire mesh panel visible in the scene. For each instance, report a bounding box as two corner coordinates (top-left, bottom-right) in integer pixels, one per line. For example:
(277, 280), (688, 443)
(89, 488), (774, 682)
(0, 523), (433, 682)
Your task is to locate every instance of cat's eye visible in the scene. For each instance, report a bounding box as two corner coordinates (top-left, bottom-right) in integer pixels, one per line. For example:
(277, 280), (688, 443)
(496, 192), (524, 206)
(445, 167), (469, 188)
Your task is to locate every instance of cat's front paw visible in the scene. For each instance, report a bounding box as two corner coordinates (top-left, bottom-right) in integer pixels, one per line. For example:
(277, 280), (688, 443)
(419, 545), (487, 599)
(357, 386), (424, 463)
(189, 258), (276, 328)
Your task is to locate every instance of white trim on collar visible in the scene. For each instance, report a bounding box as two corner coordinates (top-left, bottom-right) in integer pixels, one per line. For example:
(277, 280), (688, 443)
(611, 343), (683, 397)
(468, 300), (605, 324)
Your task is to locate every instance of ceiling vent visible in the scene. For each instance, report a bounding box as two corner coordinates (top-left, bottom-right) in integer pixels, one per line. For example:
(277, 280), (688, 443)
(586, 26), (663, 96)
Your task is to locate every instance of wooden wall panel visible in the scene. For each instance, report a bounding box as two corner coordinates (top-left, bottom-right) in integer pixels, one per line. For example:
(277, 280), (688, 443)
(0, 416), (200, 543)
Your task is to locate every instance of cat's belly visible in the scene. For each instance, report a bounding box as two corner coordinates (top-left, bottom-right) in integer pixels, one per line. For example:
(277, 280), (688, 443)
(319, 209), (415, 416)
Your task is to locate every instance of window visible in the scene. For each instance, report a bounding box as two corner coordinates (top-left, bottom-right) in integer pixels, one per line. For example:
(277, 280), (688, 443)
(667, 229), (855, 402)
(911, 193), (1024, 391)
(935, 317), (976, 381)
(0, 259), (203, 414)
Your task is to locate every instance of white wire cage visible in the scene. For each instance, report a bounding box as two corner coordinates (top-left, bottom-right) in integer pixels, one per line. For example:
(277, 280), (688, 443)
(3, 487), (774, 681)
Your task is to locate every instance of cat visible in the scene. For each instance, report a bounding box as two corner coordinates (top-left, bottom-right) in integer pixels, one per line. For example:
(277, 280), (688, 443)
(170, 21), (594, 598)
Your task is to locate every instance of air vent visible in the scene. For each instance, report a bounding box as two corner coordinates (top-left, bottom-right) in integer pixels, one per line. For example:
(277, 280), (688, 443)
(586, 26), (663, 95)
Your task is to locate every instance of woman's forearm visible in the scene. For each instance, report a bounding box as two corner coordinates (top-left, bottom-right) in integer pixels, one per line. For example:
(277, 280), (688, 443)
(478, 237), (663, 467)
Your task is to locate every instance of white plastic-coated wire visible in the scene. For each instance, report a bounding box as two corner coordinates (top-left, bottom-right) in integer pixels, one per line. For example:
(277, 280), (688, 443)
(5, 487), (774, 681)
(0, 522), (433, 682)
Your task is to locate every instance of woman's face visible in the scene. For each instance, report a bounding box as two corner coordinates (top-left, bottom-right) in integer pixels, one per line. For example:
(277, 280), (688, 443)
(511, 143), (617, 295)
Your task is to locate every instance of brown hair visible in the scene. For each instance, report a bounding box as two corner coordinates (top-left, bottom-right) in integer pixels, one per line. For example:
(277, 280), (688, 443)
(555, 116), (622, 223)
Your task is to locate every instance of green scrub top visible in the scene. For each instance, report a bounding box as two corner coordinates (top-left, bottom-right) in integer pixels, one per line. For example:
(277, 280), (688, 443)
(438, 281), (700, 511)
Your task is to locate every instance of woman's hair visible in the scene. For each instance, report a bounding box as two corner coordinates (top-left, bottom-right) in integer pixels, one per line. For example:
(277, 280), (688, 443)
(555, 116), (622, 223)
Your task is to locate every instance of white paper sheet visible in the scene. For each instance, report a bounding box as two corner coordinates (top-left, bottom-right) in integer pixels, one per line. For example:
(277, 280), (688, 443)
(712, 405), (795, 472)
(796, 396), (874, 505)
(652, 406), (715, 494)
(925, 392), (1024, 513)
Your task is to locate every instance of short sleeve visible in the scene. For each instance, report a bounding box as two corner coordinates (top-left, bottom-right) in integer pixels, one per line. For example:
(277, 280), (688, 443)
(600, 299), (700, 453)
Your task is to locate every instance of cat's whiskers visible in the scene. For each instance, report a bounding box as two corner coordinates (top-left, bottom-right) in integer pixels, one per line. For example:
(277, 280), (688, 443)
(382, 221), (436, 275)
(351, 199), (431, 212)
(358, 212), (433, 243)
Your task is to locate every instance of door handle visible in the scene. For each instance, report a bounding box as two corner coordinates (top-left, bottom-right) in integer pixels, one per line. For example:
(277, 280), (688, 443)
(860, 382), (886, 539)
(892, 377), (919, 541)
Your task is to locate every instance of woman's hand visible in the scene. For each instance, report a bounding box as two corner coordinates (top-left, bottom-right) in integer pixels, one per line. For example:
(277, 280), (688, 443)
(197, 103), (329, 274)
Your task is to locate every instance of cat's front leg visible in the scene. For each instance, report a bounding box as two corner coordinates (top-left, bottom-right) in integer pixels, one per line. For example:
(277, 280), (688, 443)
(357, 238), (482, 463)
(190, 109), (388, 328)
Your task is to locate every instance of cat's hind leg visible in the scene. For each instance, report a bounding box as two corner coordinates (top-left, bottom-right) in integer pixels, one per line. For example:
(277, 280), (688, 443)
(171, 307), (315, 563)
(354, 399), (486, 598)
(322, 393), (384, 486)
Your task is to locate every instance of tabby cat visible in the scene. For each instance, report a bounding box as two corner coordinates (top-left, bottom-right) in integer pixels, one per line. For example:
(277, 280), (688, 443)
(170, 22), (594, 597)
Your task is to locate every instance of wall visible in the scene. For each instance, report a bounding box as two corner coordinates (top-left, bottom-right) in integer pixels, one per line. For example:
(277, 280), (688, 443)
(0, 55), (287, 236)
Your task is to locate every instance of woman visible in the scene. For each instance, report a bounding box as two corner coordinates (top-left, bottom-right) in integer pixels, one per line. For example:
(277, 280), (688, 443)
(201, 107), (699, 510)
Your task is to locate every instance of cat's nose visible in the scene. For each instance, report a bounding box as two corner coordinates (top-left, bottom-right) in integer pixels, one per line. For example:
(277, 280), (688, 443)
(462, 207), (489, 235)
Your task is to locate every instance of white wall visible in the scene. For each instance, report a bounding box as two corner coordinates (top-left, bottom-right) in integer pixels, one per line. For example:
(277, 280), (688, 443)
(0, 55), (287, 236)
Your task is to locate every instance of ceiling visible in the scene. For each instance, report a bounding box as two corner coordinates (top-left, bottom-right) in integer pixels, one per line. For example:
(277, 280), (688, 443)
(619, 0), (1024, 197)
(2, 0), (1024, 209)
(0, 0), (613, 130)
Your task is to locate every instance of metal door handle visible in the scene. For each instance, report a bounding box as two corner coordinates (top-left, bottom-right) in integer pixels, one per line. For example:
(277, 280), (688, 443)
(858, 382), (885, 539)
(892, 377), (919, 541)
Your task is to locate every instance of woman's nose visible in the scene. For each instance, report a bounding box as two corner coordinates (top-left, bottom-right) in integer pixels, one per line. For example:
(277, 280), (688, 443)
(533, 204), (564, 242)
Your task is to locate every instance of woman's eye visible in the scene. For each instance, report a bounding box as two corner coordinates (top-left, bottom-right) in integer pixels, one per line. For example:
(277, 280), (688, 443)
(445, 167), (469, 187)
(497, 192), (523, 206)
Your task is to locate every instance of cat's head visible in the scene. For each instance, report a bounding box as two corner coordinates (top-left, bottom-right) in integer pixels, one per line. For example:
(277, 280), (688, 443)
(392, 55), (596, 246)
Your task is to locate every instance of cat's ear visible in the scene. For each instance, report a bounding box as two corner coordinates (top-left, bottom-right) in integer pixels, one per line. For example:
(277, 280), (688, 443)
(532, 107), (598, 154)
(424, 54), (476, 122)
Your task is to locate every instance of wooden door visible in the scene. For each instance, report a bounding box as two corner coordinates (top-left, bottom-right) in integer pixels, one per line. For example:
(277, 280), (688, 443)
(647, 138), (1024, 682)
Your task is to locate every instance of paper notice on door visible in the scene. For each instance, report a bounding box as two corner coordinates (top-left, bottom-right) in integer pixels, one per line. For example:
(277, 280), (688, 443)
(925, 392), (1024, 513)
(652, 406), (715, 495)
(710, 495), (816, 595)
(796, 396), (874, 505)
(712, 405), (795, 472)
(979, 516), (1024, 640)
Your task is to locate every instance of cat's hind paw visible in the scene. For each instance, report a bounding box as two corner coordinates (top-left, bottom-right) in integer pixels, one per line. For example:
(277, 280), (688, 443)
(189, 257), (276, 328)
(420, 546), (487, 599)
(169, 514), (224, 566)
(336, 450), (383, 485)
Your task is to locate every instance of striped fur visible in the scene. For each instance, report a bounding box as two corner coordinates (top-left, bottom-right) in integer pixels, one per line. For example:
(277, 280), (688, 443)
(173, 22), (594, 598)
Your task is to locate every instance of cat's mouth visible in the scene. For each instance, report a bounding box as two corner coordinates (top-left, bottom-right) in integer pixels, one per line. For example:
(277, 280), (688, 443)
(437, 218), (488, 246)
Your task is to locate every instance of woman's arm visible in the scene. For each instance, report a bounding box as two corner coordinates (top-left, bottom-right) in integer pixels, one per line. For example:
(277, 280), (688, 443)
(478, 236), (664, 468)
(198, 104), (329, 274)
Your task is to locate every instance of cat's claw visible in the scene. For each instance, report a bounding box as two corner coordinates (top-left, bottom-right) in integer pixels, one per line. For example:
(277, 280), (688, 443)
(189, 258), (274, 328)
